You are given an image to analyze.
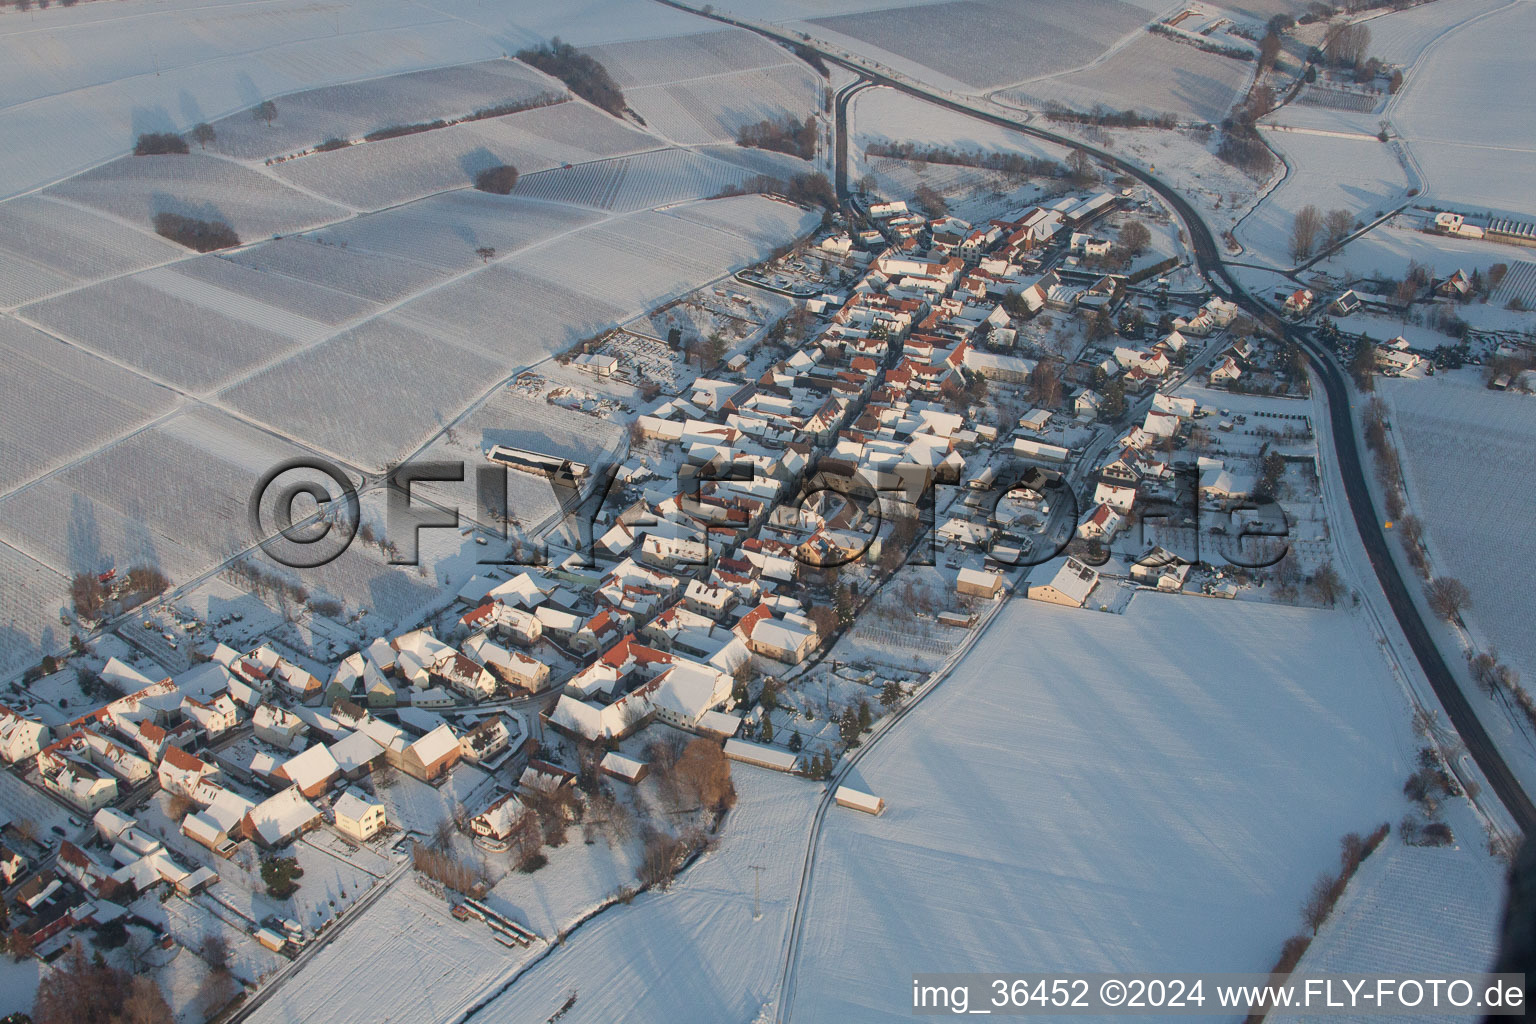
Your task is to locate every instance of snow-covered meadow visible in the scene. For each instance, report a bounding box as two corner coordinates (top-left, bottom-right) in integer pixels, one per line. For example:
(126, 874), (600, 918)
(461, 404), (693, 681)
(1003, 32), (1253, 124)
(1239, 130), (1409, 267)
(787, 593), (1436, 1021)
(584, 29), (822, 146)
(808, 0), (1154, 90)
(271, 101), (658, 211)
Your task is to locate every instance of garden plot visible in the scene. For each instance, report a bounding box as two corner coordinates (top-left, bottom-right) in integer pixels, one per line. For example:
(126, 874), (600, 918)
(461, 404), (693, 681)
(0, 317), (177, 496)
(0, 407), (309, 587)
(313, 192), (606, 275)
(1392, 1), (1536, 218)
(1380, 371), (1536, 687)
(1492, 260), (1536, 309)
(271, 102), (656, 211)
(244, 871), (527, 1024)
(1238, 131), (1408, 267)
(208, 59), (558, 160)
(375, 765), (497, 838)
(809, 0), (1153, 90)
(1002, 31), (1252, 124)
(788, 594), (1429, 1022)
(21, 273), (306, 394)
(227, 235), (449, 306)
(46, 155), (346, 241)
(509, 148), (750, 213)
(218, 314), (508, 473)
(0, 196), (182, 308)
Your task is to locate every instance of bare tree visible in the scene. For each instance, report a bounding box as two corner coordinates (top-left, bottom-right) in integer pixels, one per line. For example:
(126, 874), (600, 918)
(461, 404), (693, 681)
(1308, 565), (1342, 606)
(1290, 204), (1323, 262)
(253, 100), (278, 126)
(189, 122), (216, 150)
(1324, 22), (1371, 68)
(475, 246), (496, 263)
(1424, 577), (1471, 622)
(1118, 220), (1151, 256)
(1323, 208), (1354, 249)
(1302, 872), (1335, 935)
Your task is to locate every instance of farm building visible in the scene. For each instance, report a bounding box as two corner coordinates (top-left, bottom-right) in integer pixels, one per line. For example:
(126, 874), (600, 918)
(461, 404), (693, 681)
(834, 784), (885, 815)
(723, 738), (798, 772)
(600, 752), (649, 784)
(243, 787), (322, 848)
(400, 724), (463, 783)
(956, 567), (1003, 599)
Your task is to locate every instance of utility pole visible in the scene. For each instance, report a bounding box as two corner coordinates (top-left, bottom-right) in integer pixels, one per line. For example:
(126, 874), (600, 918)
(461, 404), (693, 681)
(749, 864), (765, 921)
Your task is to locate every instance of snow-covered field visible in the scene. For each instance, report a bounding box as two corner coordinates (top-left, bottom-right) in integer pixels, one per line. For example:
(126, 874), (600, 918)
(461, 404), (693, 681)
(464, 769), (821, 1024)
(1323, 221), (1534, 285)
(1389, 0), (1536, 218)
(207, 59), (559, 161)
(314, 192), (606, 275)
(850, 86), (1070, 168)
(808, 0), (1153, 90)
(1379, 371), (1536, 691)
(46, 154), (346, 240)
(222, 195), (814, 472)
(270, 101), (658, 211)
(1003, 32), (1253, 124)
(0, 317), (176, 495)
(787, 593), (1433, 1021)
(509, 148), (765, 213)
(0, 407), (309, 587)
(0, 0), (717, 200)
(21, 272), (313, 394)
(1239, 130), (1409, 267)
(584, 29), (821, 146)
(0, 196), (184, 309)
(1270, 829), (1504, 1013)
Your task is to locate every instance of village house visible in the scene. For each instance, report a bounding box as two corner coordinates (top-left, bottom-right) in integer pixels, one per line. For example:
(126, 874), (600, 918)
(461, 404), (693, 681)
(243, 787), (322, 847)
(1028, 558), (1101, 608)
(332, 790), (386, 843)
(0, 705), (49, 763)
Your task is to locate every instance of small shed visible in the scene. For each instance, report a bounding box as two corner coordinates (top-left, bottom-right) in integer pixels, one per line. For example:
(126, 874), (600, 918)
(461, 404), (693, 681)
(834, 784), (885, 815)
(599, 752), (649, 785)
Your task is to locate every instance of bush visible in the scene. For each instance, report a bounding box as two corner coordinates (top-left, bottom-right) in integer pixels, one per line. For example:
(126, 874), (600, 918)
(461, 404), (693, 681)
(517, 38), (625, 116)
(473, 164), (520, 194)
(260, 856), (302, 898)
(315, 137), (350, 152)
(134, 132), (189, 156)
(153, 212), (239, 252)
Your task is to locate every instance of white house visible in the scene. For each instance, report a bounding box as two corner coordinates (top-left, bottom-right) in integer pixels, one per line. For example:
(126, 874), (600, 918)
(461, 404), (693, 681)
(332, 790), (386, 843)
(0, 705), (48, 763)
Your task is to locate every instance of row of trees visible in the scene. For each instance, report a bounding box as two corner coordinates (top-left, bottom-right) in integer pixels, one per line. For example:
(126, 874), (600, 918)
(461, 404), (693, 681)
(1289, 204), (1357, 262)
(152, 211), (239, 252)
